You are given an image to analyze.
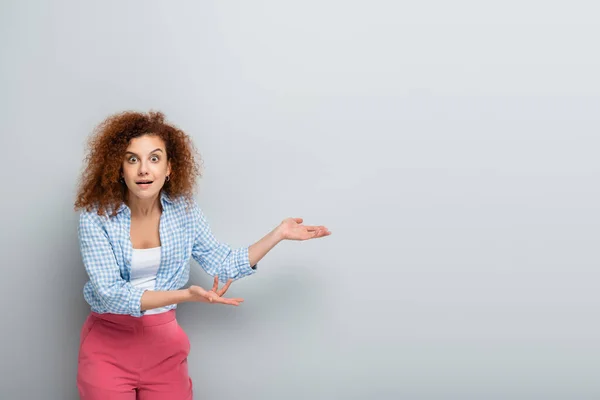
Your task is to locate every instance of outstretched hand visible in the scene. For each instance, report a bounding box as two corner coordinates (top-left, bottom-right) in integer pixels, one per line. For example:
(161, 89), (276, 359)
(187, 276), (244, 306)
(278, 218), (331, 241)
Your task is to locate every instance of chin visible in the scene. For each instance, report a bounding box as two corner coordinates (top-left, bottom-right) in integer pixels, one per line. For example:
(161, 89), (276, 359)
(136, 191), (158, 198)
(129, 187), (161, 199)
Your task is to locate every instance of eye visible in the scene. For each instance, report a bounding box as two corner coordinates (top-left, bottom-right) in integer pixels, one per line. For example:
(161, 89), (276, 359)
(151, 155), (160, 162)
(128, 156), (138, 163)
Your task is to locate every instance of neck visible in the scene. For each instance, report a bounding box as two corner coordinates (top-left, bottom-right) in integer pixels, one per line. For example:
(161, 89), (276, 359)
(126, 192), (162, 217)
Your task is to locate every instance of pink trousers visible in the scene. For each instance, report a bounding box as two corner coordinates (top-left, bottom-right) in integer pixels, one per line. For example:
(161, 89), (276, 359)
(77, 310), (193, 400)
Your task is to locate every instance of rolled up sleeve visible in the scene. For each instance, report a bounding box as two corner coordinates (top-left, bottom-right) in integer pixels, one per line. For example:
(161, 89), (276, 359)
(190, 202), (257, 283)
(79, 211), (146, 316)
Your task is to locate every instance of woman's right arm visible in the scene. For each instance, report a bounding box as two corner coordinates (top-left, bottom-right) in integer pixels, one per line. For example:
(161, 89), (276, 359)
(140, 289), (193, 311)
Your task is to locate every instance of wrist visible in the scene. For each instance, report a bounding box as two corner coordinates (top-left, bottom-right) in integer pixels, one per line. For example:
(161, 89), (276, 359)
(273, 224), (286, 242)
(183, 288), (194, 302)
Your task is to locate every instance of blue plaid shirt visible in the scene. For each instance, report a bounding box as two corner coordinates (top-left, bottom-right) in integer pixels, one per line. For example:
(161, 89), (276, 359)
(78, 191), (256, 317)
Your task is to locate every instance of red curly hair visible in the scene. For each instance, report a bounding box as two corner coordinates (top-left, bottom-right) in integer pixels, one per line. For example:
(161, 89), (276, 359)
(74, 110), (202, 217)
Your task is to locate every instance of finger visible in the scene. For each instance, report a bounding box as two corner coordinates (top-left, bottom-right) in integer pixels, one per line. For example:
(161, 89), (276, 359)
(223, 298), (244, 305)
(215, 297), (242, 306)
(316, 227), (331, 235)
(305, 225), (327, 232)
(212, 276), (219, 292)
(218, 279), (233, 296)
(293, 218), (303, 224)
(306, 229), (329, 239)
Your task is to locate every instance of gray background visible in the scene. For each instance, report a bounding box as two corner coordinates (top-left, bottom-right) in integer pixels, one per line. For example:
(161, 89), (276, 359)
(1, 1), (599, 399)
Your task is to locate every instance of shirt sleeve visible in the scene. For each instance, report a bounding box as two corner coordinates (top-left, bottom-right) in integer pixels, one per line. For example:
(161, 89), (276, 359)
(78, 211), (146, 316)
(190, 201), (257, 283)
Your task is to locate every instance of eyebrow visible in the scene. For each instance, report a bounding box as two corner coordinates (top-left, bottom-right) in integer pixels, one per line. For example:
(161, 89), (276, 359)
(125, 148), (164, 156)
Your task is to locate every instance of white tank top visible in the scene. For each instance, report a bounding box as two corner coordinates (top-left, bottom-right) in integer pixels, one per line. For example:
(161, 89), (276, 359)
(130, 246), (170, 314)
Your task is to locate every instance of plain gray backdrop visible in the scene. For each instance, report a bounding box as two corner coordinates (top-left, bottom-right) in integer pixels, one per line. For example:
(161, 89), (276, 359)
(1, 1), (599, 399)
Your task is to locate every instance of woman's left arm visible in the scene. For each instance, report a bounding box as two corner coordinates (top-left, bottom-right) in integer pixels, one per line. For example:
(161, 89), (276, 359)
(191, 200), (330, 282)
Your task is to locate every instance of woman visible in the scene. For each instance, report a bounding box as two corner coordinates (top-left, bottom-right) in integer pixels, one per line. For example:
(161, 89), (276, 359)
(73, 110), (330, 399)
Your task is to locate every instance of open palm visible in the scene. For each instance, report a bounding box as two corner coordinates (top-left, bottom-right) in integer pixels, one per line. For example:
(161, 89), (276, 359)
(188, 276), (244, 306)
(278, 217), (331, 241)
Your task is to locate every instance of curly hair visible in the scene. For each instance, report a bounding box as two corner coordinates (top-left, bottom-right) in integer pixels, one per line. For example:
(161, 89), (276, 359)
(74, 110), (202, 217)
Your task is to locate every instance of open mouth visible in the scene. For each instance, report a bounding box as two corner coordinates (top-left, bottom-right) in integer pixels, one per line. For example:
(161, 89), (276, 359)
(136, 180), (154, 185)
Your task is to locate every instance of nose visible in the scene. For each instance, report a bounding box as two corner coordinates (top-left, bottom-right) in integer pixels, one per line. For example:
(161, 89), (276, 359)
(138, 160), (149, 175)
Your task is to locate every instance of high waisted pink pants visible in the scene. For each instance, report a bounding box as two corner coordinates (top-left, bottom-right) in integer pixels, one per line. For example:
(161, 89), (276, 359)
(77, 310), (193, 399)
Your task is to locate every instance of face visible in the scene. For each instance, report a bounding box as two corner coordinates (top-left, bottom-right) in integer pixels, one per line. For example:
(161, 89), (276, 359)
(121, 134), (171, 201)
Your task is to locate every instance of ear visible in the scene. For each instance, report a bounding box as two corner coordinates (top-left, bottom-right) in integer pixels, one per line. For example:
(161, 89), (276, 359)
(167, 160), (172, 177)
